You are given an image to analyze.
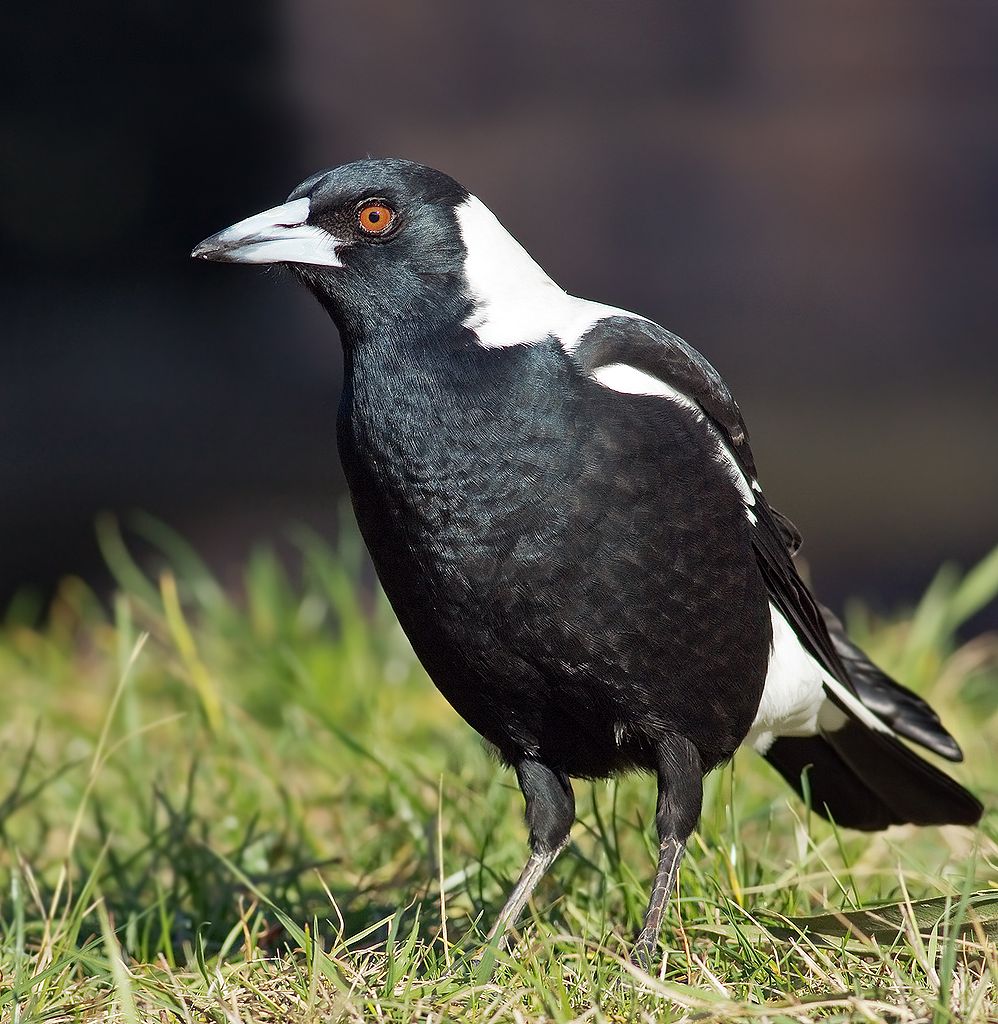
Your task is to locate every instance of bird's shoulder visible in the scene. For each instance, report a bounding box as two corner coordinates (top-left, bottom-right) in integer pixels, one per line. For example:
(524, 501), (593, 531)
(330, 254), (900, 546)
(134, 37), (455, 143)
(565, 309), (810, 553)
(563, 307), (871, 705)
(562, 310), (759, 478)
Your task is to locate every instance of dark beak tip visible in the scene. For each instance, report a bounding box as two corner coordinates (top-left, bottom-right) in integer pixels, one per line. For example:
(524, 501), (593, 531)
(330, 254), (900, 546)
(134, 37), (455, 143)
(191, 238), (220, 261)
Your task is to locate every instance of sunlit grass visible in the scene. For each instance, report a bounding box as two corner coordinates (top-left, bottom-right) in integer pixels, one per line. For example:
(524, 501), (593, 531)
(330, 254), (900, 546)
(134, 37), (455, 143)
(1, 517), (996, 1022)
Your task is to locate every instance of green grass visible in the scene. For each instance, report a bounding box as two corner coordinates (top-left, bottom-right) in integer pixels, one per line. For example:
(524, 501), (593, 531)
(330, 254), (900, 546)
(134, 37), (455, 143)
(1, 516), (997, 1023)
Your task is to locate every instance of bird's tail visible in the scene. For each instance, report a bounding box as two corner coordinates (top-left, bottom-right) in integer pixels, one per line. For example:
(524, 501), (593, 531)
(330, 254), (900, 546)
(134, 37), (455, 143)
(766, 720), (982, 831)
(766, 606), (981, 830)
(820, 604), (964, 761)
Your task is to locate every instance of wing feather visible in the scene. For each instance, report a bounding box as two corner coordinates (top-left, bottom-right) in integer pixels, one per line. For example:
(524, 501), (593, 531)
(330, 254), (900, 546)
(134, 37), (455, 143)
(571, 315), (862, 704)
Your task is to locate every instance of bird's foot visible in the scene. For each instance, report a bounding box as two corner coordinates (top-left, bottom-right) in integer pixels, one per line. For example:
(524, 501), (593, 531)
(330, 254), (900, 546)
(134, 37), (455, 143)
(630, 930), (660, 973)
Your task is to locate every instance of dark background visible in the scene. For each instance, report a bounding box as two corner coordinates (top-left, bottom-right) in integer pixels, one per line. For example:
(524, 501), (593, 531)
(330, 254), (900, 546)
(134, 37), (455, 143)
(4, 1), (996, 618)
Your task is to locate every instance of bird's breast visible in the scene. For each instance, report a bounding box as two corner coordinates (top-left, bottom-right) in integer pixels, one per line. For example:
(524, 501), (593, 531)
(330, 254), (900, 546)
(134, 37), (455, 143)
(335, 340), (771, 772)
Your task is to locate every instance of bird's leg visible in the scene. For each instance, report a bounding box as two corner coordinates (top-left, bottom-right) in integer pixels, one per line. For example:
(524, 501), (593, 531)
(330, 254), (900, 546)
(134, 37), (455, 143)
(632, 735), (703, 968)
(485, 758), (575, 944)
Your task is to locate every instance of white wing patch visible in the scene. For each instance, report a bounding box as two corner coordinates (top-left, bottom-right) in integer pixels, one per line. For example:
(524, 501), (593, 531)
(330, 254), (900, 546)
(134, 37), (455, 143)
(747, 604), (890, 755)
(590, 364), (701, 413)
(456, 195), (646, 349)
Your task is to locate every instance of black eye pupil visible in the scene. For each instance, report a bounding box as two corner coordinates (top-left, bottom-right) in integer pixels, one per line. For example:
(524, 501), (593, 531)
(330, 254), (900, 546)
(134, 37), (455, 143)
(368, 211), (381, 223)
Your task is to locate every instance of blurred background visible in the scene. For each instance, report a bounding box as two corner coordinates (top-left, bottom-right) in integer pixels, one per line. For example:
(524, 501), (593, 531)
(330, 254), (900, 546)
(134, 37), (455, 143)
(3, 0), (996, 620)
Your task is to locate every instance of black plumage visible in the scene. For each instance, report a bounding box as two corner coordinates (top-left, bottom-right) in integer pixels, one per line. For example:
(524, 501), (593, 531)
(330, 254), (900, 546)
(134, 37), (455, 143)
(342, 337), (770, 778)
(192, 158), (982, 964)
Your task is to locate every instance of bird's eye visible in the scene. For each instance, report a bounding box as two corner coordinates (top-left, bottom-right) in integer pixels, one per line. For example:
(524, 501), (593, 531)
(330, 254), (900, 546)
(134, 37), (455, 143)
(357, 202), (396, 236)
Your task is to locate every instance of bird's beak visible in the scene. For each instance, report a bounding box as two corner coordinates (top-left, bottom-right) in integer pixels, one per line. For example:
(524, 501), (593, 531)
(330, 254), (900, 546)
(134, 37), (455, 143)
(191, 197), (344, 267)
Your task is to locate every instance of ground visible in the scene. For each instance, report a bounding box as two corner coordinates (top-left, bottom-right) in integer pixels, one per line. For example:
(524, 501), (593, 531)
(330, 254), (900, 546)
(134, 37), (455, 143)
(1, 518), (996, 1023)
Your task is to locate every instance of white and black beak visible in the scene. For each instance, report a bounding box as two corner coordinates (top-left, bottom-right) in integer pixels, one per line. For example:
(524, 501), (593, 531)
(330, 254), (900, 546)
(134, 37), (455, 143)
(191, 198), (344, 267)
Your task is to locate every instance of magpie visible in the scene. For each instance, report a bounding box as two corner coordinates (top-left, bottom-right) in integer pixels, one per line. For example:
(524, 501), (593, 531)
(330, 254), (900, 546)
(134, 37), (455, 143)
(192, 158), (982, 963)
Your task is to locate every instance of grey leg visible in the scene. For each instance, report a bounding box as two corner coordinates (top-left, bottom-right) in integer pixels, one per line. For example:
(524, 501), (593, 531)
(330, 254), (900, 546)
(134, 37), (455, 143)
(632, 736), (703, 968)
(485, 758), (575, 942)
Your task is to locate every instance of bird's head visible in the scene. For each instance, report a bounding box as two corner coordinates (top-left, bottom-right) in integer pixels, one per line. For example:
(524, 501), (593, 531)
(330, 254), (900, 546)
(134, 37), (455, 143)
(193, 157), (547, 345)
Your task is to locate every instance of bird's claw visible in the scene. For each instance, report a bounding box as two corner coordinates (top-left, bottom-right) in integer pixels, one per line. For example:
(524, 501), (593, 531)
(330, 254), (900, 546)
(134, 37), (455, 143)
(630, 932), (659, 973)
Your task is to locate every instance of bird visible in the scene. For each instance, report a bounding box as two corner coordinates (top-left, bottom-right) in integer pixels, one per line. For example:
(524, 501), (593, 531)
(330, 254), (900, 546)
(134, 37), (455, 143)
(192, 158), (982, 964)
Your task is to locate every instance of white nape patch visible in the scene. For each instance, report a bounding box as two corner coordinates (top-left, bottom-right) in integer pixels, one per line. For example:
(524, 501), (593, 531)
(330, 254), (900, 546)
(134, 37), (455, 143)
(456, 195), (645, 349)
(202, 198), (343, 267)
(591, 362), (756, 513)
(746, 605), (888, 755)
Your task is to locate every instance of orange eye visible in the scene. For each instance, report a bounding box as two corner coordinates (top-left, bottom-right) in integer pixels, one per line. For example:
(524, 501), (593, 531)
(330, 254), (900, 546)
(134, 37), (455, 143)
(357, 202), (396, 236)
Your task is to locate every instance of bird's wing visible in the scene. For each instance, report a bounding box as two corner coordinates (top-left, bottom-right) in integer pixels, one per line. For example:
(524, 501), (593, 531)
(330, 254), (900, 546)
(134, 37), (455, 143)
(569, 315), (872, 718)
(568, 314), (982, 829)
(570, 314), (759, 475)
